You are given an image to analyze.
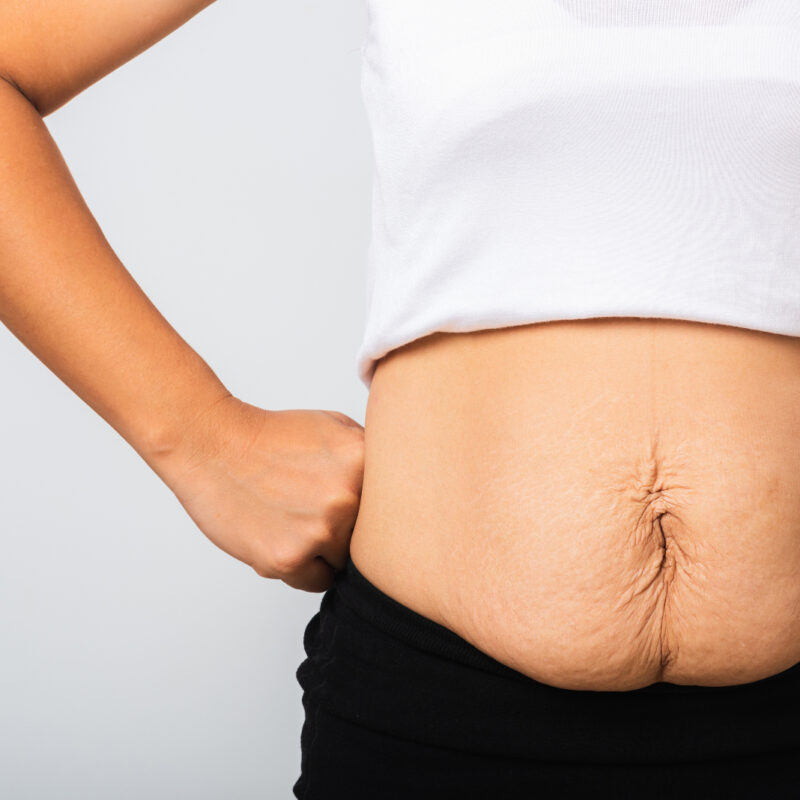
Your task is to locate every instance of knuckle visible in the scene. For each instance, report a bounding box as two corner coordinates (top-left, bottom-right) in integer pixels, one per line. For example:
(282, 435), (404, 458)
(250, 559), (276, 580)
(347, 450), (365, 476)
(335, 428), (363, 454)
(307, 518), (334, 543)
(270, 542), (305, 576)
(345, 432), (365, 457)
(325, 486), (358, 514)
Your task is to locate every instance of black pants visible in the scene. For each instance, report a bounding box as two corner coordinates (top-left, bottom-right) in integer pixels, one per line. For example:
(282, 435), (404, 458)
(293, 555), (800, 799)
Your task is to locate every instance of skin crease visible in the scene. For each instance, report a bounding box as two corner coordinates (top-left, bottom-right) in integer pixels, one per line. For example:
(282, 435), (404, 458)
(3, 3), (800, 688)
(349, 317), (800, 690)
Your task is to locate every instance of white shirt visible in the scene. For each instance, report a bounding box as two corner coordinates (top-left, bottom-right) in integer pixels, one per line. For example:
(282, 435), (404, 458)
(355, 0), (800, 387)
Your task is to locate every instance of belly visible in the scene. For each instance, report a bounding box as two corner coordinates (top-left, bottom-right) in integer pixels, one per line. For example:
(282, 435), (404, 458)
(348, 317), (800, 691)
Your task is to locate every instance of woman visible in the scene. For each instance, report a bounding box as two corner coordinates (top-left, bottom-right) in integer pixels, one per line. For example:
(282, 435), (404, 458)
(2, 1), (799, 798)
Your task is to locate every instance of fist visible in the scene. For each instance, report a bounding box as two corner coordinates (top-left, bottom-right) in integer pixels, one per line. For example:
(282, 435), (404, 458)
(156, 397), (365, 592)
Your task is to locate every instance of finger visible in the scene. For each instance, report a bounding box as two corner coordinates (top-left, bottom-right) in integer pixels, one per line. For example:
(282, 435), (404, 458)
(281, 555), (336, 593)
(315, 509), (357, 571)
(326, 409), (363, 430)
(315, 532), (352, 572)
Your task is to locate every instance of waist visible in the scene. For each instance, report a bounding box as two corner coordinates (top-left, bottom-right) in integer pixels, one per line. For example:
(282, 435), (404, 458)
(348, 317), (800, 691)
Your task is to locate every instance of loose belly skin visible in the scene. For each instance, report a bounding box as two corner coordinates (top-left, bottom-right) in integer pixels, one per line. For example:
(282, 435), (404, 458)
(348, 317), (800, 691)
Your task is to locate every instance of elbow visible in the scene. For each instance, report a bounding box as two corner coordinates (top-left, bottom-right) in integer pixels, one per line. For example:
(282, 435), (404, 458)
(0, 64), (64, 118)
(0, 70), (44, 117)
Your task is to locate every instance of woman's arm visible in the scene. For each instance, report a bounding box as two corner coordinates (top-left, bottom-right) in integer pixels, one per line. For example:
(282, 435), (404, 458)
(0, 75), (231, 464)
(0, 0), (217, 116)
(0, 1), (365, 592)
(0, 0), (228, 456)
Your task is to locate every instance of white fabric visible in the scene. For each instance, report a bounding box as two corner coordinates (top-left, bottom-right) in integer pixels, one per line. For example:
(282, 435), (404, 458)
(355, 1), (800, 387)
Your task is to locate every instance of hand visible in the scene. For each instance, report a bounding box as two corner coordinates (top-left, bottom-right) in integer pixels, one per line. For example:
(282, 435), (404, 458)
(151, 396), (365, 592)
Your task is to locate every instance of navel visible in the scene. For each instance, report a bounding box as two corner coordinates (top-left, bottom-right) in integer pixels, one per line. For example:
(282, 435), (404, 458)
(629, 440), (691, 678)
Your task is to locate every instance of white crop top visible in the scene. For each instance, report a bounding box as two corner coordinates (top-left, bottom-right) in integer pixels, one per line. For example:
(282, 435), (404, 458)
(354, 1), (800, 388)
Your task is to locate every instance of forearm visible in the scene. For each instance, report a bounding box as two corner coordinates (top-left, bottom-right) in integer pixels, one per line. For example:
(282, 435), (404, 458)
(0, 76), (231, 466)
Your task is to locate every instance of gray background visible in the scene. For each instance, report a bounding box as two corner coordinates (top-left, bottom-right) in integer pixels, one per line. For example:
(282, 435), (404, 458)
(0, 2), (369, 797)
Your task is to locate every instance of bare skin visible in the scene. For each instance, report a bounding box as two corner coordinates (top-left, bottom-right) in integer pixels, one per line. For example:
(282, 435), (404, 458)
(0, 1), (363, 593)
(350, 319), (800, 690)
(4, 4), (800, 691)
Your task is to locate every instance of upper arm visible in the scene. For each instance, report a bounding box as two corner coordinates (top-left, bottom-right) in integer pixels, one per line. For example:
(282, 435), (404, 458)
(0, 0), (217, 116)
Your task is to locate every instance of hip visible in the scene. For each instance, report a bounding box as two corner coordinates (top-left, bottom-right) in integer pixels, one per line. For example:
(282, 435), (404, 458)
(294, 554), (800, 799)
(349, 316), (800, 690)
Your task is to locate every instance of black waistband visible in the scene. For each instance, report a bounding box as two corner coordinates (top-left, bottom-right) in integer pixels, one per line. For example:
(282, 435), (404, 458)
(333, 554), (800, 698)
(333, 555), (531, 681)
(301, 554), (800, 763)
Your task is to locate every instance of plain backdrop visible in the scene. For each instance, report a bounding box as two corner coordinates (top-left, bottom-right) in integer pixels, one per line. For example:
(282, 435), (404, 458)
(0, 2), (370, 797)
